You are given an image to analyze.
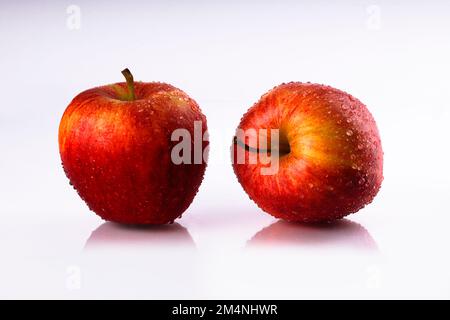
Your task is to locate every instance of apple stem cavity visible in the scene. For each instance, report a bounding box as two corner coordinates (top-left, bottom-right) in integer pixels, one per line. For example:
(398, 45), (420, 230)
(121, 68), (136, 101)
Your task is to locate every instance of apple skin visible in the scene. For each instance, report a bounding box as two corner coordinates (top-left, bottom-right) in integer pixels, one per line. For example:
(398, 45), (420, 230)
(59, 81), (208, 224)
(232, 82), (383, 222)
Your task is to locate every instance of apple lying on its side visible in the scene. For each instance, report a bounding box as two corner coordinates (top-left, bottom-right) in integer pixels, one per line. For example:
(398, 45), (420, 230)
(59, 69), (208, 224)
(232, 82), (383, 222)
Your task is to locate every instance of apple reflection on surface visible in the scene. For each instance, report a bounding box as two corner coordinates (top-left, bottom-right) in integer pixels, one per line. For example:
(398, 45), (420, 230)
(84, 222), (195, 250)
(248, 219), (378, 252)
(80, 222), (198, 299)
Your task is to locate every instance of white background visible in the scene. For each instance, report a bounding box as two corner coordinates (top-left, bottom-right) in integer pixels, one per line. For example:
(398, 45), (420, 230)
(0, 0), (449, 299)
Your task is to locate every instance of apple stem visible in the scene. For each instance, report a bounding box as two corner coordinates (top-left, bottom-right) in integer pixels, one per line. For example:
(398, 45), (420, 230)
(121, 68), (136, 101)
(233, 136), (291, 155)
(233, 136), (265, 153)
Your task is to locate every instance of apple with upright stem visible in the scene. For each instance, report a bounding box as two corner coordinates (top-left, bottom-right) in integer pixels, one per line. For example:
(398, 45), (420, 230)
(59, 69), (208, 224)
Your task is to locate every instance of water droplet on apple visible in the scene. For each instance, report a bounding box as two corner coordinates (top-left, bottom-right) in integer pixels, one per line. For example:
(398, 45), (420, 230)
(358, 178), (365, 185)
(351, 163), (358, 170)
(346, 130), (353, 136)
(308, 183), (314, 188)
(350, 154), (356, 160)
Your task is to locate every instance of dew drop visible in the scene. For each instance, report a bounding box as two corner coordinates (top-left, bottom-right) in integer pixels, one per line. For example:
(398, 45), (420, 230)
(346, 130), (353, 136)
(308, 183), (314, 188)
(350, 154), (356, 160)
(351, 163), (358, 170)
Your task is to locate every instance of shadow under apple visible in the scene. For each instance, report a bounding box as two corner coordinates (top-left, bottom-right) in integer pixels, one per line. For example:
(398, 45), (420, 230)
(247, 219), (378, 252)
(84, 221), (195, 250)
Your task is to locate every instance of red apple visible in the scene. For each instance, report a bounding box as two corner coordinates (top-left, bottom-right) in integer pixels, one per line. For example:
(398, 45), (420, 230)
(232, 82), (383, 222)
(59, 69), (208, 224)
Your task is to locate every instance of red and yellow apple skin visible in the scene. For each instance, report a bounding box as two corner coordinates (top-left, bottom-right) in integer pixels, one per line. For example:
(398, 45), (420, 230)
(232, 83), (383, 222)
(59, 80), (208, 224)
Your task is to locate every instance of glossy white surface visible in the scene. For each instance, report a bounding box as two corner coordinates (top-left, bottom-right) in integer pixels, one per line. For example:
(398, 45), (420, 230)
(0, 0), (449, 299)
